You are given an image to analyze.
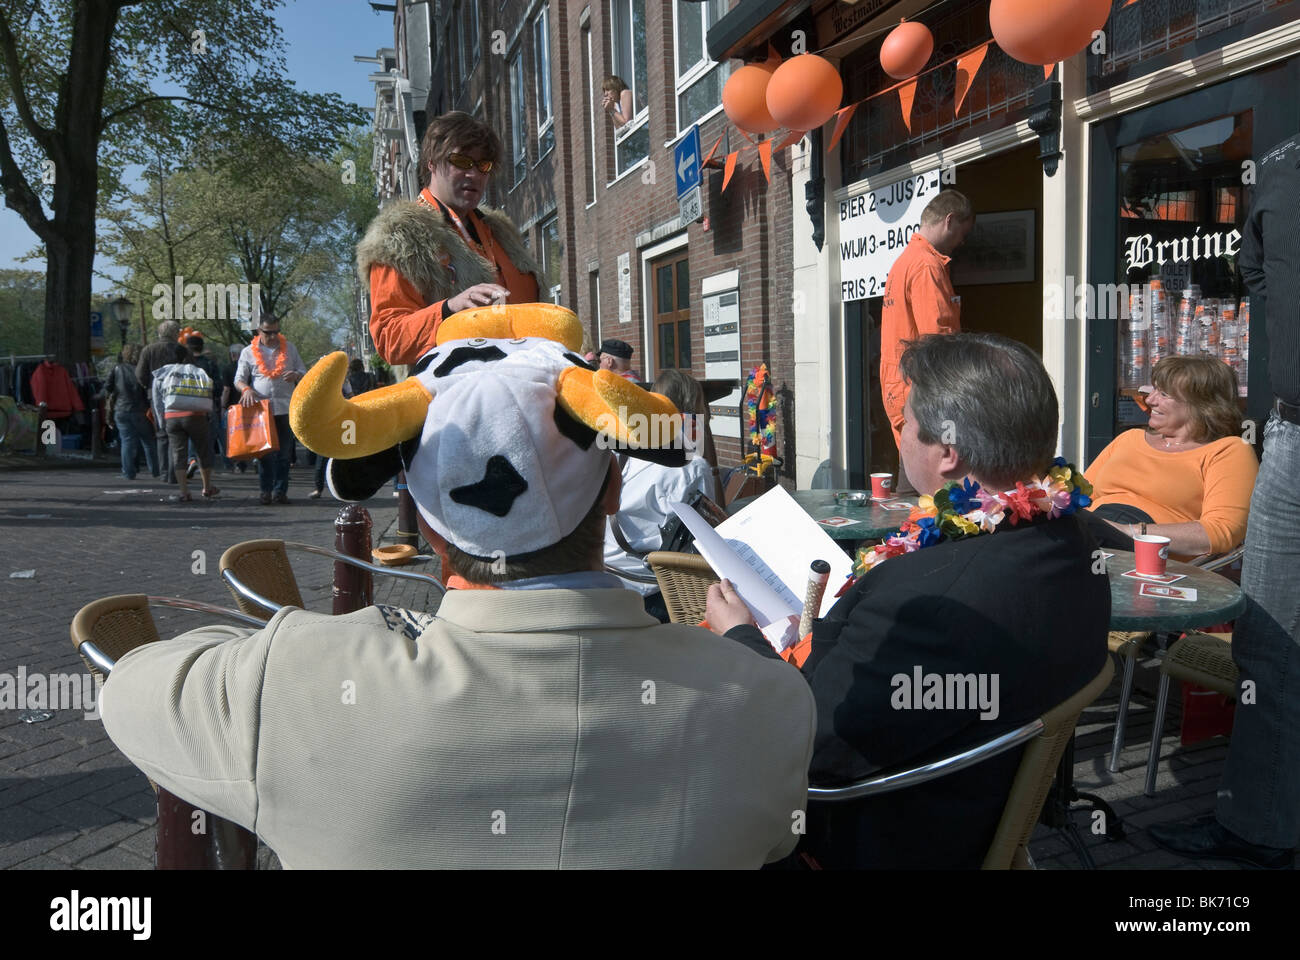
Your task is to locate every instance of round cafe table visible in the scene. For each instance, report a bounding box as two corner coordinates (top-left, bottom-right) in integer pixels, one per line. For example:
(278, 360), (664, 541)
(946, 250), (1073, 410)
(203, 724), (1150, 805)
(1105, 550), (1245, 631)
(728, 489), (909, 541)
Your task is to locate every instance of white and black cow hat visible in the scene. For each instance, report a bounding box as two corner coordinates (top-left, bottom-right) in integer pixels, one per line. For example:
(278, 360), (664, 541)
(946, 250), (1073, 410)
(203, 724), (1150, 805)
(291, 323), (686, 560)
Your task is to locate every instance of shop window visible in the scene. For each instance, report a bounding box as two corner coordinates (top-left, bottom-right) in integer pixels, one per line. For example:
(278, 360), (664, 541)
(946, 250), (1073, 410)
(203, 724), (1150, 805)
(610, 0), (650, 176)
(534, 9), (555, 160)
(1114, 111), (1253, 408)
(509, 50), (527, 185)
(674, 0), (731, 133)
(1089, 0), (1296, 89)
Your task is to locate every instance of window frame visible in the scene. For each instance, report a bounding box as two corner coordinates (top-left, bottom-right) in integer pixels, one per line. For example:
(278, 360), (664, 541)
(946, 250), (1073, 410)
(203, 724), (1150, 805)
(533, 7), (556, 162)
(509, 48), (528, 186)
(609, 0), (650, 177)
(671, 0), (730, 134)
(539, 214), (562, 304)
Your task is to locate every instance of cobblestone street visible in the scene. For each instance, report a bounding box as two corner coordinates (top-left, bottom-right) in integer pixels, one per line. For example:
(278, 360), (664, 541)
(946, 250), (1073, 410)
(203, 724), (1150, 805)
(0, 460), (1290, 870)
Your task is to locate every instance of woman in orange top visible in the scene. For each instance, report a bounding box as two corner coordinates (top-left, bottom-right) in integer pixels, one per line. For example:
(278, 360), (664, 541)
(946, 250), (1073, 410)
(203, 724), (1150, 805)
(1085, 356), (1258, 559)
(357, 111), (543, 366)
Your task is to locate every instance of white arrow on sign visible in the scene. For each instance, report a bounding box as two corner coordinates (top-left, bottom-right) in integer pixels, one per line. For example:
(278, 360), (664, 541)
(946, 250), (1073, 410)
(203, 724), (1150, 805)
(678, 151), (695, 183)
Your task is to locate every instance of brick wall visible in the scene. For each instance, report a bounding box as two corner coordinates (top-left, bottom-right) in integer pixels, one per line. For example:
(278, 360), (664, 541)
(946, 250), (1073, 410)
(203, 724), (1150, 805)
(559, 0), (796, 477)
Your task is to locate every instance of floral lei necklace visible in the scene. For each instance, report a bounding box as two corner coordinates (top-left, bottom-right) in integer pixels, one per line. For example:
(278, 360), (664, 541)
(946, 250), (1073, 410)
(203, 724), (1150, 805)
(853, 458), (1093, 577)
(253, 333), (288, 380)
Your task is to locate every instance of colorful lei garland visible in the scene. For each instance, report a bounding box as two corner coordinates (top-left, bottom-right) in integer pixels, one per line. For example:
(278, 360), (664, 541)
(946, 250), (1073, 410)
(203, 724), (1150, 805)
(853, 458), (1093, 576)
(253, 333), (288, 380)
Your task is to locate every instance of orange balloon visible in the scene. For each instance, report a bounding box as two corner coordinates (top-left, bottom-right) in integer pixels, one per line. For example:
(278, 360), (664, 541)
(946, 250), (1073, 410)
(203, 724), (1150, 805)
(880, 20), (934, 80)
(723, 64), (779, 134)
(989, 0), (1111, 66)
(765, 55), (843, 133)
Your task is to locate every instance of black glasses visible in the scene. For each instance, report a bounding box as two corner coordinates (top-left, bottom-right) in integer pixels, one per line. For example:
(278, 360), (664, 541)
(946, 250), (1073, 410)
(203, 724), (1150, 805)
(447, 153), (494, 173)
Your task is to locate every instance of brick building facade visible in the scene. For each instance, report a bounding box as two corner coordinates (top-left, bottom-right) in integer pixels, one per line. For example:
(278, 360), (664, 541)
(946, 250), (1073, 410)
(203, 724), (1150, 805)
(373, 0), (800, 474)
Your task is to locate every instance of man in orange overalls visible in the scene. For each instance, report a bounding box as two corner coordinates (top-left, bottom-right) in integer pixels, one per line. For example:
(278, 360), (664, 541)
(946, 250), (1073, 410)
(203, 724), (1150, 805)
(880, 190), (975, 479)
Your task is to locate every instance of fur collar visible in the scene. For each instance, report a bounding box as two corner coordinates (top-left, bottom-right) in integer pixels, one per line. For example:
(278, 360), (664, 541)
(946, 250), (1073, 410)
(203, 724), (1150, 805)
(355, 198), (544, 305)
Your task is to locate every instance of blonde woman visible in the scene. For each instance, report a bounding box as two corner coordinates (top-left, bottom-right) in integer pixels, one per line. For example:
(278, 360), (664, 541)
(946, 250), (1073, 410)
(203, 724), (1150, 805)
(601, 75), (635, 128)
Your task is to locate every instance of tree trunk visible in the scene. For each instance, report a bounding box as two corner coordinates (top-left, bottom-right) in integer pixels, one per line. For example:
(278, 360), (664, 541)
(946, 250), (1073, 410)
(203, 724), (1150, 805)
(43, 223), (96, 365)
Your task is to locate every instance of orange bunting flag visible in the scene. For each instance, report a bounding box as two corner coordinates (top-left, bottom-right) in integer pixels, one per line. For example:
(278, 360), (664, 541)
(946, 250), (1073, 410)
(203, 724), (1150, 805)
(775, 130), (805, 153)
(954, 43), (988, 119)
(758, 139), (773, 182)
(1124, 0), (1140, 5)
(898, 77), (918, 134)
(827, 104), (858, 152)
(1044, 63), (1054, 80)
(702, 134), (723, 169)
(722, 151), (739, 192)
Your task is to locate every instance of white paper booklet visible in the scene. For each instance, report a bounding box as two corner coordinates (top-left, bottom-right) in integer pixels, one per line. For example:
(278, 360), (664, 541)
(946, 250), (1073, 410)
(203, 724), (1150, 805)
(670, 486), (854, 652)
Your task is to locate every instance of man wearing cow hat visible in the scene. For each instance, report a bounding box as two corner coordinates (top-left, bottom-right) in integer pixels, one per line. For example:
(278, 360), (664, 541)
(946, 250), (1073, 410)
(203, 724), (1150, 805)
(100, 303), (815, 869)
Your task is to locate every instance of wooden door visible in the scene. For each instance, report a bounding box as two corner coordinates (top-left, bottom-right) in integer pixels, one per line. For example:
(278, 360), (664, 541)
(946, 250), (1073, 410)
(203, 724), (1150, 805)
(651, 254), (690, 374)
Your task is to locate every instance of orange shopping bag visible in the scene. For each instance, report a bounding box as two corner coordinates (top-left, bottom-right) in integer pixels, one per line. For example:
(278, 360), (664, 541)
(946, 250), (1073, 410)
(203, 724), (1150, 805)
(226, 400), (279, 459)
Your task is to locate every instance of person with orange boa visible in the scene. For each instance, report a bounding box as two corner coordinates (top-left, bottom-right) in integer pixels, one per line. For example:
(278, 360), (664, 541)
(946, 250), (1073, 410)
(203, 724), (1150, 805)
(357, 111), (544, 366)
(234, 316), (306, 504)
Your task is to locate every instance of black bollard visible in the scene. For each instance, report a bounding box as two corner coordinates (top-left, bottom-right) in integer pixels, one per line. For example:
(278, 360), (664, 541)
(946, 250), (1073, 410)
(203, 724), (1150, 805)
(333, 503), (374, 614)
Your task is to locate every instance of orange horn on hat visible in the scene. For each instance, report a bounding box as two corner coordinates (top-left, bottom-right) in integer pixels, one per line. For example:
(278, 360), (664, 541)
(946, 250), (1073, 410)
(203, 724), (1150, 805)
(556, 367), (682, 448)
(289, 352), (432, 459)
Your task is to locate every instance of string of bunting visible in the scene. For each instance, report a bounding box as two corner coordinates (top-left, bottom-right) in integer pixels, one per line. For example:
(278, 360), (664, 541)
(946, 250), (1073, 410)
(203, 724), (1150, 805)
(714, 0), (1140, 191)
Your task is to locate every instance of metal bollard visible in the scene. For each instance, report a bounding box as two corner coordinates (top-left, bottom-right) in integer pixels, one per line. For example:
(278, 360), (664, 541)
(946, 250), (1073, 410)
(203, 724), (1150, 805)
(395, 470), (419, 548)
(155, 788), (257, 869)
(333, 503), (374, 614)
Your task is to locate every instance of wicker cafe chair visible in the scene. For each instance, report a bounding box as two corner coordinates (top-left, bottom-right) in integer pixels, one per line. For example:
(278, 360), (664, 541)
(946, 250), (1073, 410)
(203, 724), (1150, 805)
(809, 658), (1115, 869)
(219, 538), (446, 620)
(69, 590), (269, 868)
(1105, 545), (1244, 773)
(646, 551), (719, 625)
(1143, 631), (1238, 797)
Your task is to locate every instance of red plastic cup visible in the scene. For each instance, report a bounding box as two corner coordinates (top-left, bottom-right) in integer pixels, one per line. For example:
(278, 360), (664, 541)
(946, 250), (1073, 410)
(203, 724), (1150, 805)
(870, 473), (893, 499)
(1134, 535), (1171, 576)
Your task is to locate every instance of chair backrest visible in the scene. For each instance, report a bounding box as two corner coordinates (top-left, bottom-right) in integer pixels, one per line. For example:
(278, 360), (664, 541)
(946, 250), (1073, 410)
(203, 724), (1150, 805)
(981, 657), (1115, 869)
(646, 551), (719, 625)
(70, 594), (162, 684)
(219, 539), (304, 620)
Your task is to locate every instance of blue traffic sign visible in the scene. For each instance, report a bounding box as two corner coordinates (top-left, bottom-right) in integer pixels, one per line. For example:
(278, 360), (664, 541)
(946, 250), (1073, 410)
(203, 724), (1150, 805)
(674, 124), (701, 199)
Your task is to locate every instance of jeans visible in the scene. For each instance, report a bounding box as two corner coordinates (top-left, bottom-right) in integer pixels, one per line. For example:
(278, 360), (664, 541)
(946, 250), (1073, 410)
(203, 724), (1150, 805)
(1216, 413), (1300, 848)
(155, 419), (175, 482)
(258, 413), (291, 496)
(313, 454), (327, 493)
(114, 409), (158, 478)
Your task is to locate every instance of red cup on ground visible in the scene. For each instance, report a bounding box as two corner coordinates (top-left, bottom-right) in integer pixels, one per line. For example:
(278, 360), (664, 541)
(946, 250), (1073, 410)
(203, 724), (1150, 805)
(1134, 535), (1171, 576)
(870, 473), (893, 499)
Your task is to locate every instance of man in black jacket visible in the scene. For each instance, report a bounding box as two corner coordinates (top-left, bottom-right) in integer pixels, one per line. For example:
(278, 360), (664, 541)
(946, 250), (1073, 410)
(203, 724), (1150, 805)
(707, 333), (1110, 868)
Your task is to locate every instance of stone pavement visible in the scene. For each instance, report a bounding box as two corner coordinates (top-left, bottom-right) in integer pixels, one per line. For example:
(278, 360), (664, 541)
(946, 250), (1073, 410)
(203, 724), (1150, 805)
(1, 461), (1290, 869)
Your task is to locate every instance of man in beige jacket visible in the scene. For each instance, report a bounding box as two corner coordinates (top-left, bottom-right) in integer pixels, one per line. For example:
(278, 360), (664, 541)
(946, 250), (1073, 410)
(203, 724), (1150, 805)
(101, 323), (815, 868)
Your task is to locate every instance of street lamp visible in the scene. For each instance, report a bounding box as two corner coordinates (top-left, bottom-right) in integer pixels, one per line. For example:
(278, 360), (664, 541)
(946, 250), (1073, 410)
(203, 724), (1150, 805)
(108, 295), (133, 349)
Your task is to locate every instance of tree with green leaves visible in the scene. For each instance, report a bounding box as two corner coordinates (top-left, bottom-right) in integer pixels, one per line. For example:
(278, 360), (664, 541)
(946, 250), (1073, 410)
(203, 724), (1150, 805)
(0, 0), (365, 364)
(0, 267), (44, 356)
(98, 127), (377, 352)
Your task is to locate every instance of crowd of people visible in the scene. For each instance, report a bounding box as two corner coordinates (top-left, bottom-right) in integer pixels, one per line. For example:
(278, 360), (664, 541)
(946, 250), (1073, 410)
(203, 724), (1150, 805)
(92, 111), (1297, 870)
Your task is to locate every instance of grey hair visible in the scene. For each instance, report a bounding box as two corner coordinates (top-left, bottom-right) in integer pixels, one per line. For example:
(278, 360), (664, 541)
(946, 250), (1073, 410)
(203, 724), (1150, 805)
(157, 320), (181, 341)
(900, 333), (1058, 488)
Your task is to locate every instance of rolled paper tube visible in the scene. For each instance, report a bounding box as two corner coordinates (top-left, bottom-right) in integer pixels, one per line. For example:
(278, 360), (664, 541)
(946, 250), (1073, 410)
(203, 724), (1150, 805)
(799, 559), (832, 637)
